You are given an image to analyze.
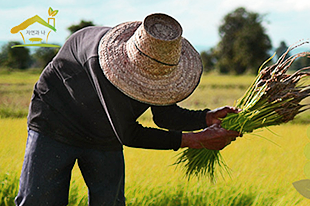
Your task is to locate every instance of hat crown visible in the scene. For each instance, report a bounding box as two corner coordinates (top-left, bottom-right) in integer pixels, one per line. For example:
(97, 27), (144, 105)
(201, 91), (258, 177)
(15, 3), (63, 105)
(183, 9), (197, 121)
(144, 13), (182, 41)
(127, 14), (183, 76)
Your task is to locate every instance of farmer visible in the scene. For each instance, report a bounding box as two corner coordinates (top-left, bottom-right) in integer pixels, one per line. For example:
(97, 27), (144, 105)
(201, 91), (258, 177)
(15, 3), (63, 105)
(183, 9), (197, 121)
(15, 13), (240, 206)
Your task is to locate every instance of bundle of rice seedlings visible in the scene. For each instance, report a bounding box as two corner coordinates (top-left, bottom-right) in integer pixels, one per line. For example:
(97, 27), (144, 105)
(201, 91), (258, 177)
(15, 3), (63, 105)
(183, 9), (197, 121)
(175, 41), (310, 181)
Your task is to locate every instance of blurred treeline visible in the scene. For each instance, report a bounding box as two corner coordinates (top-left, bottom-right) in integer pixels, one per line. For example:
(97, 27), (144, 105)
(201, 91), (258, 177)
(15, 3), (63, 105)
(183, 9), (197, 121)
(1, 7), (309, 74)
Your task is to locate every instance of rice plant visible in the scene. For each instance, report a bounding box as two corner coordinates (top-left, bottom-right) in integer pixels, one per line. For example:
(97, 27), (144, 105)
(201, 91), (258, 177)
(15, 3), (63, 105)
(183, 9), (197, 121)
(176, 41), (310, 180)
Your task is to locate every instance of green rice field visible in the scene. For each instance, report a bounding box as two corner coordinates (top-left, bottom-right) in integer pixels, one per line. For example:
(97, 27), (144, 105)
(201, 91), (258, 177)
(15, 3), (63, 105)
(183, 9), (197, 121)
(1, 68), (310, 205)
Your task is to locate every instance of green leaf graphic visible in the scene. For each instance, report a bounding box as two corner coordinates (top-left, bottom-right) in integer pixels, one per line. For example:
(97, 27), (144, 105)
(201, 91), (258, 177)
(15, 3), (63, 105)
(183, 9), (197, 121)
(48, 7), (53, 16)
(293, 179), (310, 199)
(51, 10), (58, 17)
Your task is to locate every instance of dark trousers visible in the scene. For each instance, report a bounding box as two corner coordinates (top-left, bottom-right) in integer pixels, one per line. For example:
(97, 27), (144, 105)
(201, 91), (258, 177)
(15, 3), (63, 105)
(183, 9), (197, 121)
(15, 129), (125, 206)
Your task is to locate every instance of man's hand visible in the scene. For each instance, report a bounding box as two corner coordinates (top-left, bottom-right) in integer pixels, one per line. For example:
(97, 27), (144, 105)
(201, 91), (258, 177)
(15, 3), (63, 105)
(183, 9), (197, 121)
(180, 106), (242, 150)
(206, 106), (240, 126)
(181, 124), (240, 150)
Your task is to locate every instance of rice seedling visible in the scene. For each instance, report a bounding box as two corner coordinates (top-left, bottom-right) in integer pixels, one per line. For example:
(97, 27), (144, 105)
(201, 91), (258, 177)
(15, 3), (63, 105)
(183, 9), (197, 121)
(176, 41), (310, 180)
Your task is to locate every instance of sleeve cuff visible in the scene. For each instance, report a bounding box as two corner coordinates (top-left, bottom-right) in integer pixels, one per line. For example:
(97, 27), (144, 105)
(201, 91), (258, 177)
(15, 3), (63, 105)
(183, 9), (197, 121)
(169, 130), (182, 151)
(201, 108), (210, 128)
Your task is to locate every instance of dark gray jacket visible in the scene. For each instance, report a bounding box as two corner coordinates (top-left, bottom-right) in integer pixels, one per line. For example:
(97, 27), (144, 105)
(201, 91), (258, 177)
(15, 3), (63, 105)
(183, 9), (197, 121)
(27, 26), (208, 151)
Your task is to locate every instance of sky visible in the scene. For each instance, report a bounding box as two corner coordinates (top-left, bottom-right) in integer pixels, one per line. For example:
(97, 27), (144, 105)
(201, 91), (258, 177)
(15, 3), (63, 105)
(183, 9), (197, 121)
(1, 0), (310, 52)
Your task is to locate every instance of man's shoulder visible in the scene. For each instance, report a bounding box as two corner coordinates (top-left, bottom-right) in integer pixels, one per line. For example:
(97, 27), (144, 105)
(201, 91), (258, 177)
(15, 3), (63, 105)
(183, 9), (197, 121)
(70, 26), (111, 39)
(58, 26), (111, 65)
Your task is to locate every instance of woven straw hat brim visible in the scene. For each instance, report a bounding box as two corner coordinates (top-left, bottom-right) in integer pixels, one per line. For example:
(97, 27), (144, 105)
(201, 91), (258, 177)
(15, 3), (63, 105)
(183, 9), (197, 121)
(98, 21), (203, 106)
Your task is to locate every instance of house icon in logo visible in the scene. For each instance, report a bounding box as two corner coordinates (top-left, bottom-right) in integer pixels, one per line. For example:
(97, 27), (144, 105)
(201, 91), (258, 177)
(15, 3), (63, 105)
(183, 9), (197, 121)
(10, 7), (60, 48)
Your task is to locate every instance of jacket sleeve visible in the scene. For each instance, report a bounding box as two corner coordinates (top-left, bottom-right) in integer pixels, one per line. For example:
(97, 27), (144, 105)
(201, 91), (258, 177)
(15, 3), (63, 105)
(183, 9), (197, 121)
(121, 121), (182, 151)
(151, 104), (209, 131)
(122, 105), (209, 150)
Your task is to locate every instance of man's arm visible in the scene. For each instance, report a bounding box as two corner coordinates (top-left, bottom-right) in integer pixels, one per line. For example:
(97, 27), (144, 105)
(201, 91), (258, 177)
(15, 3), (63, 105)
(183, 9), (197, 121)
(122, 120), (241, 151)
(151, 104), (209, 131)
(151, 105), (240, 131)
(121, 105), (241, 151)
(121, 121), (182, 151)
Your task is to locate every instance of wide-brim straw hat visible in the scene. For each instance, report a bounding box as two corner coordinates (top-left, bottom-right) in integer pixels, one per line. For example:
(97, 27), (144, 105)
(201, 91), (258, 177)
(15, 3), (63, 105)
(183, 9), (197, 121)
(98, 13), (202, 105)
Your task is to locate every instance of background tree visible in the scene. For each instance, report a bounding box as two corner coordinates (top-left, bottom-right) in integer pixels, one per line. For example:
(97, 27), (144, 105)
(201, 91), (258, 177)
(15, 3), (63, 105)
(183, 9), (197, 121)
(275, 41), (288, 58)
(215, 7), (272, 74)
(275, 41), (289, 61)
(200, 49), (216, 73)
(67, 20), (95, 36)
(0, 41), (31, 69)
(32, 46), (60, 68)
(273, 41), (310, 71)
(288, 50), (310, 71)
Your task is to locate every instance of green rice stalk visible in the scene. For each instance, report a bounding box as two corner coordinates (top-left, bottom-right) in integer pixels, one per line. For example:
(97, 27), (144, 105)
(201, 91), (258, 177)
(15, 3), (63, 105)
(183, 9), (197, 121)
(176, 41), (310, 180)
